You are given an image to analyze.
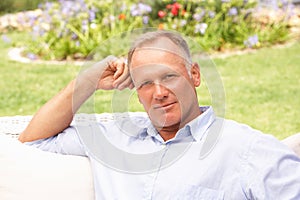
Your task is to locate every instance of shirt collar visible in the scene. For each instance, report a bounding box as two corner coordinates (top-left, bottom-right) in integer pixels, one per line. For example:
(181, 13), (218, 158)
(137, 106), (216, 143)
(185, 106), (216, 142)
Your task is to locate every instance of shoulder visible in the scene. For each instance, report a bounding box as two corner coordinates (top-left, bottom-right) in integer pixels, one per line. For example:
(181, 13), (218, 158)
(217, 119), (300, 163)
(215, 118), (262, 149)
(210, 118), (290, 162)
(219, 120), (300, 198)
(219, 118), (291, 154)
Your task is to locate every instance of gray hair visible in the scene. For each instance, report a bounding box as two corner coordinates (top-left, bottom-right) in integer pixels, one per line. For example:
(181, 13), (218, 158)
(127, 30), (192, 72)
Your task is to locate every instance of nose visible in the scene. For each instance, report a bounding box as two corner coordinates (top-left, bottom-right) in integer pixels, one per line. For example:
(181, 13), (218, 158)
(153, 83), (169, 100)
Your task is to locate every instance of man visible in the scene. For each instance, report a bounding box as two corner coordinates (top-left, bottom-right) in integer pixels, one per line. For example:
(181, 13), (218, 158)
(19, 30), (300, 199)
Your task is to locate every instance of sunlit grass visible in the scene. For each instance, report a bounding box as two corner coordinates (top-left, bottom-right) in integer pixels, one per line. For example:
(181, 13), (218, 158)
(214, 42), (300, 139)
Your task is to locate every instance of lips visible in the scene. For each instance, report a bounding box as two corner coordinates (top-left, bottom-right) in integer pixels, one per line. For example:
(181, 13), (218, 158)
(153, 102), (177, 109)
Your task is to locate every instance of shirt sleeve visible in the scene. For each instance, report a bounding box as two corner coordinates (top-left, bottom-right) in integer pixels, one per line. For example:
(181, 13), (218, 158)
(244, 133), (300, 199)
(25, 126), (87, 156)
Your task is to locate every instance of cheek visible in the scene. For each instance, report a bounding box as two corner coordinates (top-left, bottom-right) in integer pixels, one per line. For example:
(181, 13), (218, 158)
(167, 79), (194, 100)
(137, 91), (151, 108)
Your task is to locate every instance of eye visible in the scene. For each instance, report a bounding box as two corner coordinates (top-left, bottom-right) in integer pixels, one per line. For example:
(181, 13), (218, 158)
(137, 80), (153, 89)
(163, 73), (178, 81)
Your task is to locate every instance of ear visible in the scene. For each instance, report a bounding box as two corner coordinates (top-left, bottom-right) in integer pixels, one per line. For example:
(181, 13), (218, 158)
(136, 91), (143, 104)
(138, 94), (142, 104)
(190, 63), (201, 87)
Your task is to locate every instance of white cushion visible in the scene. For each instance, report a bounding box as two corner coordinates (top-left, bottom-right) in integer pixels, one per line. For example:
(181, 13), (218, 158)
(0, 134), (94, 200)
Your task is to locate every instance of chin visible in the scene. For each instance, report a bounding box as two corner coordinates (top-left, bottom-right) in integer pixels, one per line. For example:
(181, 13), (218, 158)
(151, 113), (181, 128)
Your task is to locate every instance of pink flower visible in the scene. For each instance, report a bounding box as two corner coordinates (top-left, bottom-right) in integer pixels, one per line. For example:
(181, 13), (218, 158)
(158, 10), (166, 18)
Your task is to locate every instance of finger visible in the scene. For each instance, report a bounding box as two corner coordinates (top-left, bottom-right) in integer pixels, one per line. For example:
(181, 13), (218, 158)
(87, 55), (117, 80)
(113, 59), (126, 79)
(113, 73), (131, 88)
(115, 75), (133, 90)
(116, 76), (132, 90)
(113, 66), (130, 87)
(101, 55), (118, 71)
(128, 82), (135, 90)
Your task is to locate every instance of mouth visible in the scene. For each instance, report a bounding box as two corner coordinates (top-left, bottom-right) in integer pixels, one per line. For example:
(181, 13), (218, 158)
(153, 102), (177, 110)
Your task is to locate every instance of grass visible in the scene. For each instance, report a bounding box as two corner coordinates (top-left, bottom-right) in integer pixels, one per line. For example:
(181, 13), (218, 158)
(0, 31), (299, 139)
(214, 43), (300, 139)
(0, 32), (80, 115)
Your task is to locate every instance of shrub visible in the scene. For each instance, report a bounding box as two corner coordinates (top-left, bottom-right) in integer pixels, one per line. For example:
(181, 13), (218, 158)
(26, 0), (154, 60)
(0, 0), (50, 14)
(24, 0), (293, 61)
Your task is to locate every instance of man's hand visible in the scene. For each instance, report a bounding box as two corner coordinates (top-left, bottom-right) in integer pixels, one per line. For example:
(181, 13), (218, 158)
(79, 56), (134, 91)
(98, 57), (134, 90)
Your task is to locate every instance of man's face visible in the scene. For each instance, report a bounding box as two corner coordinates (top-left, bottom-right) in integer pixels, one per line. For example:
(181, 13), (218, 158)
(130, 39), (200, 130)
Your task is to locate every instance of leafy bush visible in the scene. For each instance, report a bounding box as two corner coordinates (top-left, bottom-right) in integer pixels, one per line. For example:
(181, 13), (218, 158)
(24, 0), (293, 60)
(26, 0), (154, 60)
(0, 0), (50, 14)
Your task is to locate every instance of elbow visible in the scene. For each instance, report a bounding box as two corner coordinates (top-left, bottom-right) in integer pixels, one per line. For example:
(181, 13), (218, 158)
(18, 132), (27, 143)
(18, 131), (35, 143)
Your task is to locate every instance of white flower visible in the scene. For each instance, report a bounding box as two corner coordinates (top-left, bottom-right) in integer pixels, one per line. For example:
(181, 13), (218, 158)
(180, 20), (187, 27)
(109, 15), (115, 22)
(102, 18), (109, 25)
(195, 23), (208, 34)
(90, 23), (97, 29)
(41, 23), (50, 31)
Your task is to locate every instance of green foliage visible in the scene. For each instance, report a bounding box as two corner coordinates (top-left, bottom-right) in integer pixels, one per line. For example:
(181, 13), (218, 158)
(26, 0), (152, 60)
(23, 0), (292, 61)
(153, 0), (257, 50)
(0, 0), (49, 14)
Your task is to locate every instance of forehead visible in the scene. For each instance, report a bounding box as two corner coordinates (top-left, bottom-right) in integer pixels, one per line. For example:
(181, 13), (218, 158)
(133, 36), (181, 58)
(131, 48), (183, 65)
(130, 47), (187, 77)
(130, 37), (186, 68)
(129, 37), (190, 81)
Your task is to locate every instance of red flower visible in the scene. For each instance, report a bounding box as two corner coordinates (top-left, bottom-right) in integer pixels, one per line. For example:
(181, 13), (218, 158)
(173, 2), (181, 9)
(164, 2), (182, 16)
(118, 13), (126, 20)
(171, 7), (178, 16)
(170, 2), (181, 16)
(158, 10), (166, 18)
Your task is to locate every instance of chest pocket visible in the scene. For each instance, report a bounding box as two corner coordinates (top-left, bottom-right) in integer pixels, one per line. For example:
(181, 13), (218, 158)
(175, 185), (224, 200)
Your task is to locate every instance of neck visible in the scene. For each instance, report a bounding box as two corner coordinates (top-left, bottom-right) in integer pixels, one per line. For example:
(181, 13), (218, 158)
(158, 108), (202, 141)
(159, 124), (180, 141)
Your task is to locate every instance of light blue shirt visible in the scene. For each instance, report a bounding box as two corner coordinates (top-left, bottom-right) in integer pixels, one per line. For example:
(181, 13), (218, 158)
(26, 106), (300, 199)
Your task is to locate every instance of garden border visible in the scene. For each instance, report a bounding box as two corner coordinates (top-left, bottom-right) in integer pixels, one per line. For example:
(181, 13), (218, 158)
(7, 39), (299, 66)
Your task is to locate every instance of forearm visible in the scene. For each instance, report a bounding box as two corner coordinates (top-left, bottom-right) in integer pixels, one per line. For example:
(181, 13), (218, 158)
(18, 78), (96, 143)
(18, 56), (132, 143)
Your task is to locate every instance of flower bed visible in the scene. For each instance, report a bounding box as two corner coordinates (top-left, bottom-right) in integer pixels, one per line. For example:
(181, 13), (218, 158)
(1, 0), (299, 61)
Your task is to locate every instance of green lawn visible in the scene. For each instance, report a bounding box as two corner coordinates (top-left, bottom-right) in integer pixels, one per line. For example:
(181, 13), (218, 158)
(214, 43), (300, 139)
(0, 32), (299, 139)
